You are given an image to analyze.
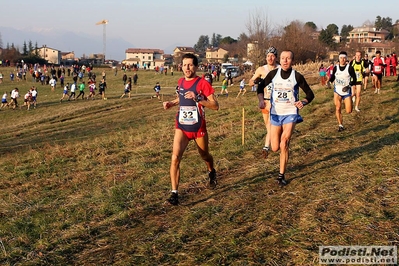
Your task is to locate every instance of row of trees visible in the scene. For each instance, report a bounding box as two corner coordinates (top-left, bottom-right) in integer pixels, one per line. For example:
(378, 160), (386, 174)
(0, 33), (47, 65)
(193, 12), (399, 67)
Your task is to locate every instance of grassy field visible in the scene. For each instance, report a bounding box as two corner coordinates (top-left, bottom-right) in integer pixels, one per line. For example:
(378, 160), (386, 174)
(0, 65), (398, 265)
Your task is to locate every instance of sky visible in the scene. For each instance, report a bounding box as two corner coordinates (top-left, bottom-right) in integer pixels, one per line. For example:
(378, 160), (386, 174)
(1, 0), (398, 59)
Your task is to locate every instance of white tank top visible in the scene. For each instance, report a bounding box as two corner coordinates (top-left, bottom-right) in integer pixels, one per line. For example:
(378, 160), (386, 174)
(270, 68), (299, 116)
(334, 64), (351, 96)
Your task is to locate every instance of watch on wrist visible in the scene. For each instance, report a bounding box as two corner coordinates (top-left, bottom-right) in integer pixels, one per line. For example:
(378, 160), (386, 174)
(195, 94), (203, 102)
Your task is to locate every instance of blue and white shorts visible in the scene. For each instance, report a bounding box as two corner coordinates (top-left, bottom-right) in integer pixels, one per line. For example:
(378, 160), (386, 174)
(270, 114), (303, 126)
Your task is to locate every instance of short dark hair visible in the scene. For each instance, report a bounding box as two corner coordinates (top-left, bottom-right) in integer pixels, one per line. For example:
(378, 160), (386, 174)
(376, 50), (381, 55)
(182, 53), (198, 67)
(282, 50), (294, 61)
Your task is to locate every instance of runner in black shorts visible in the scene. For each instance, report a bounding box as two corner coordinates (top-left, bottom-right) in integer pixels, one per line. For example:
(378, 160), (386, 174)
(362, 54), (372, 91)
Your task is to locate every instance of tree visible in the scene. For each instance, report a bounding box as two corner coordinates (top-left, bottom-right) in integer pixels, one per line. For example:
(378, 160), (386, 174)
(35, 42), (39, 56)
(277, 20), (325, 63)
(28, 40), (34, 54)
(193, 35), (209, 54)
(319, 24), (339, 49)
(305, 21), (317, 31)
(210, 33), (222, 47)
(326, 24), (339, 35)
(22, 41), (28, 56)
(375, 16), (394, 39)
(375, 16), (392, 30)
(340, 24), (354, 42)
(2, 42), (21, 63)
(245, 8), (273, 67)
(219, 36), (236, 45)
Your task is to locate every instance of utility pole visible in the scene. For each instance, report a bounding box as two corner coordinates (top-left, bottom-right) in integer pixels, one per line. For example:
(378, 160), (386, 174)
(96, 19), (108, 64)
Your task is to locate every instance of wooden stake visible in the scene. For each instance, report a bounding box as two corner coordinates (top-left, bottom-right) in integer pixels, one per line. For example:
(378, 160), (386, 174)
(242, 108), (245, 146)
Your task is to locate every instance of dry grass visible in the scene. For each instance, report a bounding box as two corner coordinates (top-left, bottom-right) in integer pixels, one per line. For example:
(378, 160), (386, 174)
(0, 66), (398, 265)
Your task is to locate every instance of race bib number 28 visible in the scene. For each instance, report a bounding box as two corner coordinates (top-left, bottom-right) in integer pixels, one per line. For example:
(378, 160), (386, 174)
(273, 89), (294, 104)
(179, 106), (199, 125)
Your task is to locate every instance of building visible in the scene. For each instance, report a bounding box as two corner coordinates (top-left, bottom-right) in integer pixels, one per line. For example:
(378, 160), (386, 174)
(172, 47), (196, 65)
(347, 26), (389, 43)
(61, 51), (75, 60)
(173, 47), (195, 57)
(60, 51), (76, 66)
(124, 48), (165, 69)
(346, 26), (395, 56)
(205, 47), (228, 63)
(361, 43), (394, 57)
(163, 54), (174, 66)
(36, 45), (61, 64)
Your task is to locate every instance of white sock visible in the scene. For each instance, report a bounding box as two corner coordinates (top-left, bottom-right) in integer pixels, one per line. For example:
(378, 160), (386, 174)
(171, 190), (178, 194)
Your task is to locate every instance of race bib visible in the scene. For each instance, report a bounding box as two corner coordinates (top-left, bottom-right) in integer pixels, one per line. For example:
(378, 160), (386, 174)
(179, 106), (199, 125)
(335, 78), (346, 86)
(264, 83), (272, 99)
(374, 65), (381, 73)
(273, 89), (294, 104)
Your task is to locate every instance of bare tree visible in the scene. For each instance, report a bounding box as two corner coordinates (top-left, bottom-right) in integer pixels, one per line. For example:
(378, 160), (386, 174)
(245, 8), (274, 67)
(275, 20), (326, 63)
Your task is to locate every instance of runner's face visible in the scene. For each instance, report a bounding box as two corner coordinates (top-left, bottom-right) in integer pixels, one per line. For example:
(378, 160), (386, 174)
(339, 56), (347, 65)
(182, 58), (197, 79)
(266, 53), (276, 66)
(280, 51), (293, 70)
(355, 52), (361, 61)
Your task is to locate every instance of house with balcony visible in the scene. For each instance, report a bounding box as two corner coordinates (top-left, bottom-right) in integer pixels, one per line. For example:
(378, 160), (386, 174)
(347, 26), (389, 43)
(347, 26), (394, 56)
(124, 48), (165, 69)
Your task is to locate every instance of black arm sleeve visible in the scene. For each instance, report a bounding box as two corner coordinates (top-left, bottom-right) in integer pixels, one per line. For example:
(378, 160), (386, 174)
(295, 71), (315, 103)
(348, 65), (357, 86)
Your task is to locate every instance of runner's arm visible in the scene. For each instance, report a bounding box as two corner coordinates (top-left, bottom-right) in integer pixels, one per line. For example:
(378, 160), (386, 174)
(163, 97), (179, 110)
(328, 66), (337, 83)
(295, 72), (315, 104)
(348, 65), (357, 85)
(198, 93), (219, 111)
(249, 67), (263, 86)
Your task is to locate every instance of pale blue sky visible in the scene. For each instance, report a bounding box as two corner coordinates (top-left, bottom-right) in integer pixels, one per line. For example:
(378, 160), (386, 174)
(1, 0), (398, 51)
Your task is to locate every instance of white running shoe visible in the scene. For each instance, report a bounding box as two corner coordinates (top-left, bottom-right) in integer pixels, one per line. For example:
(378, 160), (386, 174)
(355, 106), (360, 112)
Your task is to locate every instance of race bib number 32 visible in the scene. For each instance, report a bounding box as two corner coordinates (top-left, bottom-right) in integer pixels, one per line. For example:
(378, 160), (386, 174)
(179, 106), (199, 125)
